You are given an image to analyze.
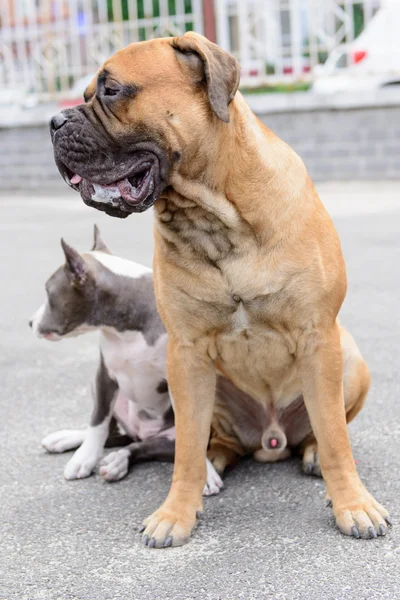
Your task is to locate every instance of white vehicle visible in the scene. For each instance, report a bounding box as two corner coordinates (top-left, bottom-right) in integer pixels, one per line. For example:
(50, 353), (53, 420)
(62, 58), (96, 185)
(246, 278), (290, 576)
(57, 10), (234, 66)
(313, 1), (400, 94)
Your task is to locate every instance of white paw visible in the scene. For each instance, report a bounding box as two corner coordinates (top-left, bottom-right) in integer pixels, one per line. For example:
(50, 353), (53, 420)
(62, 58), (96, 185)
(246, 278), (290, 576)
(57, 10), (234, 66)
(99, 449), (130, 481)
(42, 429), (86, 453)
(63, 449), (99, 480)
(203, 458), (224, 496)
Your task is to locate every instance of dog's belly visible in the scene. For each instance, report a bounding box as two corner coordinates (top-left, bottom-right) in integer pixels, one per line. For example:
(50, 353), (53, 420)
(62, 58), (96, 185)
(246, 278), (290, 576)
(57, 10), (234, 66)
(209, 312), (312, 453)
(212, 323), (299, 408)
(113, 392), (172, 440)
(213, 377), (312, 453)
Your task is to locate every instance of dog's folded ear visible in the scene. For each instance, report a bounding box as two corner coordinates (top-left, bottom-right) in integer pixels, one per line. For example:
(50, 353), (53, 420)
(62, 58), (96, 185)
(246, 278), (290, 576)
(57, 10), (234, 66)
(61, 239), (88, 287)
(172, 31), (240, 123)
(91, 224), (112, 254)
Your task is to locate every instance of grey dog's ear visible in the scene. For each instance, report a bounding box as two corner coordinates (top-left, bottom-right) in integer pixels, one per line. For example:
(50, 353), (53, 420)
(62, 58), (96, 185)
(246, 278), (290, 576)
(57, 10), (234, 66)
(91, 224), (112, 254)
(172, 31), (240, 123)
(61, 238), (88, 287)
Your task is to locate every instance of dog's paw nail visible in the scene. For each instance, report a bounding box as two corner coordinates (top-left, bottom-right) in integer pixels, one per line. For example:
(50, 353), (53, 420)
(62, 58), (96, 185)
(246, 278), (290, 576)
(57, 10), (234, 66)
(142, 534), (149, 546)
(305, 463), (313, 474)
(385, 516), (393, 527)
(325, 499), (332, 508)
(139, 525), (145, 533)
(148, 537), (156, 549)
(196, 511), (202, 519)
(368, 526), (377, 539)
(351, 526), (360, 539)
(164, 536), (173, 548)
(379, 524), (387, 536)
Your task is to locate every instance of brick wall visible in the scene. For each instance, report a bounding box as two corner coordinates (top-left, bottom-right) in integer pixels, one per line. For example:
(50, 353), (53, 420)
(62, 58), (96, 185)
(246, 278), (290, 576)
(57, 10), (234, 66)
(259, 106), (400, 181)
(0, 126), (62, 190)
(1, 105), (400, 190)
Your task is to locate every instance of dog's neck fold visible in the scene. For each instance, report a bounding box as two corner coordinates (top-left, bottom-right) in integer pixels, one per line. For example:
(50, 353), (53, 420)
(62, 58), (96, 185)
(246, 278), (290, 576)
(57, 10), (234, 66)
(163, 92), (313, 245)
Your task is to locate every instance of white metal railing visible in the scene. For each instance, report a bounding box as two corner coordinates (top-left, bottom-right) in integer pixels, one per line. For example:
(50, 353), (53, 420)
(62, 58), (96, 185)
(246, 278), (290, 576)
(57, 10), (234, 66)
(0, 0), (381, 101)
(215, 0), (381, 86)
(0, 0), (203, 101)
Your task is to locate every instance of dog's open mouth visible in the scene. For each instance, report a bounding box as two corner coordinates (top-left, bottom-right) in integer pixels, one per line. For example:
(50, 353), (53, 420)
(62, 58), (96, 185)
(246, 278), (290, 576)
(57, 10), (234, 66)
(70, 166), (153, 206)
(56, 152), (162, 218)
(70, 163), (155, 208)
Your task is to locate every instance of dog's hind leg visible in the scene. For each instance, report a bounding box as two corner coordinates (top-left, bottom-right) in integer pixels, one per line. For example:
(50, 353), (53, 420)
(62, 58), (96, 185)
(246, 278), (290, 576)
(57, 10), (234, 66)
(42, 417), (129, 454)
(207, 442), (240, 475)
(105, 417), (134, 447)
(99, 437), (223, 496)
(42, 429), (87, 453)
(99, 437), (175, 482)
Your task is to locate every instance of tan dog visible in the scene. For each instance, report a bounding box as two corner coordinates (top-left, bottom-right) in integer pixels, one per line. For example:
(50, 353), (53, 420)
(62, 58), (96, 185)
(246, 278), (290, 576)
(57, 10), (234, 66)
(50, 32), (391, 548)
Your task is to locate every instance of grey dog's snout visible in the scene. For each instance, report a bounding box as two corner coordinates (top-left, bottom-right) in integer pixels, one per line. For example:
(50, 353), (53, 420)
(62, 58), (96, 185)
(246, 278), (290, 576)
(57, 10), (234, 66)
(50, 112), (68, 133)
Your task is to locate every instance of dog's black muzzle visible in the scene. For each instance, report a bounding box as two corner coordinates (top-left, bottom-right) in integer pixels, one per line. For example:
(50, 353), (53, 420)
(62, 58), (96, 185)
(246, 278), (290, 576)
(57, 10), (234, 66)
(50, 107), (170, 218)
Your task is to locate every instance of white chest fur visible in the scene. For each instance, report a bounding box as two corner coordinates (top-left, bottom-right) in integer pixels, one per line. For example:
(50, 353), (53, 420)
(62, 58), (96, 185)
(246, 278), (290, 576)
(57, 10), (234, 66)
(99, 328), (169, 413)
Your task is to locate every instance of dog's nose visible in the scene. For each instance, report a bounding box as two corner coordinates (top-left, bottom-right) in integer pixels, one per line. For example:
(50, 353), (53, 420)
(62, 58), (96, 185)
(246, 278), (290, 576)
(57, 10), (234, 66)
(50, 112), (67, 132)
(28, 319), (33, 328)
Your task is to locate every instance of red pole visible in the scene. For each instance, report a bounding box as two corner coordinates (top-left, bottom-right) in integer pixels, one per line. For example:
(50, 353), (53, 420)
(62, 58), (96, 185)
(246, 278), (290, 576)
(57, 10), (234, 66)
(203, 0), (217, 42)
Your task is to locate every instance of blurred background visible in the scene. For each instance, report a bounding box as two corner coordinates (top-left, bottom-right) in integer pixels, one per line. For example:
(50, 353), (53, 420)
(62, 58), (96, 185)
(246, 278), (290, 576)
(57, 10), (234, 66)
(1, 0), (400, 184)
(1, 0), (400, 183)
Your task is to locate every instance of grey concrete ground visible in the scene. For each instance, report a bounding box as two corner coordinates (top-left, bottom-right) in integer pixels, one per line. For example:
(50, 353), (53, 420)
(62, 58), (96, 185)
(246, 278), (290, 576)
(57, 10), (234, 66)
(0, 182), (399, 600)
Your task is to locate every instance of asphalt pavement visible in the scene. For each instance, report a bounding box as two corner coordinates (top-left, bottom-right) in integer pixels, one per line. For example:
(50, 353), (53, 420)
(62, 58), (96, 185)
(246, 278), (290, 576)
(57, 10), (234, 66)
(0, 182), (399, 600)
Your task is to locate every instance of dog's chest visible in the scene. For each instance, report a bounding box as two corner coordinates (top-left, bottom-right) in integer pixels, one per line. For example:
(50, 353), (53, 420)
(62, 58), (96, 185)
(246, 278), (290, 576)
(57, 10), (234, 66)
(99, 329), (167, 403)
(158, 193), (299, 402)
(212, 295), (297, 400)
(193, 260), (299, 402)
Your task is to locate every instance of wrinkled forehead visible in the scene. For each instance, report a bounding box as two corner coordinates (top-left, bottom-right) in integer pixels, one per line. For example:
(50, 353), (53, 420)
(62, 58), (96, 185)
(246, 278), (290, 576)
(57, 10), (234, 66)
(103, 38), (178, 85)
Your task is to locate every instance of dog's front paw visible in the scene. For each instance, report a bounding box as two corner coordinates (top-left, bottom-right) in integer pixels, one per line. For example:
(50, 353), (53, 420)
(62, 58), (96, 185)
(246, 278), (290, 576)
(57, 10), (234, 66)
(141, 502), (198, 548)
(203, 458), (224, 496)
(99, 449), (130, 481)
(332, 488), (392, 539)
(63, 448), (99, 480)
(41, 429), (86, 453)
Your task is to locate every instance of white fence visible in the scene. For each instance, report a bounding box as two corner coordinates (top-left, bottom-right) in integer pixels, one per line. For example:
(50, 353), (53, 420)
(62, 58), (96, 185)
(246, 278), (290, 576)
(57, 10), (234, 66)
(215, 0), (380, 86)
(0, 0), (203, 101)
(0, 0), (381, 100)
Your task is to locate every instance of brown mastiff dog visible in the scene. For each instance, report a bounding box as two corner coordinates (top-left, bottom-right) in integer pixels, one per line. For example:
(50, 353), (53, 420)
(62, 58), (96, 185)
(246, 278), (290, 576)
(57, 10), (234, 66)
(50, 32), (391, 547)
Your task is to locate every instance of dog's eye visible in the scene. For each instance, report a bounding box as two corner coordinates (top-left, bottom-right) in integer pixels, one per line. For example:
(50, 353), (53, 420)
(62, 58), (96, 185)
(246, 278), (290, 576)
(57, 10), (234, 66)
(104, 86), (120, 97)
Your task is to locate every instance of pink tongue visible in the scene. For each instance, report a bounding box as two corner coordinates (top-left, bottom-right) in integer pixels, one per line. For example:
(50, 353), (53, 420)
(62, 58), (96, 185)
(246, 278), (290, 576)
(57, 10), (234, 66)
(116, 178), (141, 205)
(71, 174), (83, 184)
(270, 438), (278, 448)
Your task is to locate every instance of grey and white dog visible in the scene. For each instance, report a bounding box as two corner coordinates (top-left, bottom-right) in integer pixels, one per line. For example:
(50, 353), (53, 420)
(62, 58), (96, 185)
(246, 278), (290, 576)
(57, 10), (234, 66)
(30, 226), (222, 495)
